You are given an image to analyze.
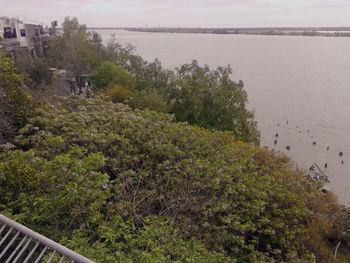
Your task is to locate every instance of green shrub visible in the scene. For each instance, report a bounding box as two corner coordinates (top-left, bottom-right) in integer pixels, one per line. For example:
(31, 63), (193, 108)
(106, 84), (128, 103)
(15, 51), (53, 86)
(30, 58), (53, 86)
(88, 61), (134, 91)
(0, 52), (36, 141)
(129, 88), (169, 113)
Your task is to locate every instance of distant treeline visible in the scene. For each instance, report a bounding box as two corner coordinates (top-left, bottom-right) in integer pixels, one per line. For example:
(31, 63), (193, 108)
(88, 27), (350, 37)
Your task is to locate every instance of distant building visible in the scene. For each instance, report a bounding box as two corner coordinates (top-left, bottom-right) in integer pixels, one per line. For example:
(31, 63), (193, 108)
(0, 16), (49, 57)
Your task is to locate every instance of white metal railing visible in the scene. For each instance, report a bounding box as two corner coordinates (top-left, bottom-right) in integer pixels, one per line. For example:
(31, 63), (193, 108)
(0, 214), (95, 263)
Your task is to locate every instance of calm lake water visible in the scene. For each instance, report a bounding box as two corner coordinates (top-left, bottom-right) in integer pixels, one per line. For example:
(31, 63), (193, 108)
(96, 29), (350, 205)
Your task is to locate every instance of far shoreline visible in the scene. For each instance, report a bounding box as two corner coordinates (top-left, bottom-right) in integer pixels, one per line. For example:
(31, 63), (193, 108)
(83, 26), (350, 38)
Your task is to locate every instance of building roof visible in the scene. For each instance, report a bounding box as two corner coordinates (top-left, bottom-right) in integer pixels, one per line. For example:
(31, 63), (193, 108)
(0, 16), (22, 23)
(0, 16), (43, 26)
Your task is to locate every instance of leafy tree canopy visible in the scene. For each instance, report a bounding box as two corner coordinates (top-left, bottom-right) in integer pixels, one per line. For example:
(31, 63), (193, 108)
(62, 16), (87, 39)
(88, 61), (134, 90)
(170, 60), (259, 144)
(46, 17), (103, 84)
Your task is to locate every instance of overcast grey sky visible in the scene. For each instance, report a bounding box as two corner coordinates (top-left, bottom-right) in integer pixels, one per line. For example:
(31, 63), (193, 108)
(2, 0), (350, 27)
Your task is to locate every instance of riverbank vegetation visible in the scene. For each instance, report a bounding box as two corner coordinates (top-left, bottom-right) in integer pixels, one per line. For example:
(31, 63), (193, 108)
(126, 27), (350, 38)
(1, 17), (350, 262)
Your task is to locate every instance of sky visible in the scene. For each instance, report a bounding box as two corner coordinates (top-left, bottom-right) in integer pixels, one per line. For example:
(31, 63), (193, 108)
(2, 0), (350, 28)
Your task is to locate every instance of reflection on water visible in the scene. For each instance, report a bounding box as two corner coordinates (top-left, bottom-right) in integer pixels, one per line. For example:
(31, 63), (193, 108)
(96, 30), (350, 205)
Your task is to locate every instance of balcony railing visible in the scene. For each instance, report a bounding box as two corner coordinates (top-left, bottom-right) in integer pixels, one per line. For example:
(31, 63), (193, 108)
(0, 214), (95, 263)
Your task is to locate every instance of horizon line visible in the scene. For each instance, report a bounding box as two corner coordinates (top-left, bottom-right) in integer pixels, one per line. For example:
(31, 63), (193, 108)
(82, 26), (350, 30)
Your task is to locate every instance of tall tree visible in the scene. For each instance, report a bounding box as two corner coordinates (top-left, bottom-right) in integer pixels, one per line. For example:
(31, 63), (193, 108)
(47, 17), (104, 93)
(62, 16), (87, 39)
(170, 60), (260, 144)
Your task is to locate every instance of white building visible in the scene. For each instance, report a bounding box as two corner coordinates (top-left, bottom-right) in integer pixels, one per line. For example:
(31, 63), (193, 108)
(0, 16), (46, 57)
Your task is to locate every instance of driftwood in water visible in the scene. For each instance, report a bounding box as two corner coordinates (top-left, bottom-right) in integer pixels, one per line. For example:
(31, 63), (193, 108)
(307, 162), (330, 183)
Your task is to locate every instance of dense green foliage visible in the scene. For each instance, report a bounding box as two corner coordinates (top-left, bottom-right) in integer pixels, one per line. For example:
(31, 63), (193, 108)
(0, 52), (23, 89)
(0, 52), (35, 143)
(170, 61), (259, 144)
(1, 95), (349, 262)
(85, 53), (259, 143)
(14, 50), (53, 87)
(45, 17), (260, 144)
(88, 61), (134, 91)
(104, 44), (260, 144)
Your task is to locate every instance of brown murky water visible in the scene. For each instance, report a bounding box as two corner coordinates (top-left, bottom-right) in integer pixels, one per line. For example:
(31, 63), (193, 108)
(97, 30), (350, 205)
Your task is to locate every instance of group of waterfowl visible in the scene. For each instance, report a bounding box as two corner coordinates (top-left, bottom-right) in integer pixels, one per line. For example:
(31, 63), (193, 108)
(273, 121), (344, 169)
